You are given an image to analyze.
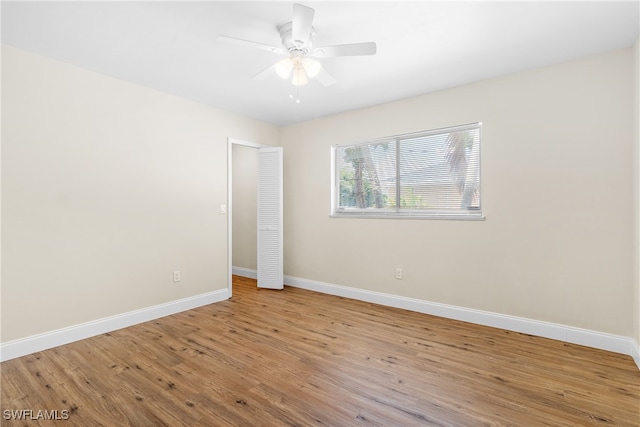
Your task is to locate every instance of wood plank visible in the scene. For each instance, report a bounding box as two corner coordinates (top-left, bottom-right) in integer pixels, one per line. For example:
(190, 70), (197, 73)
(1, 275), (638, 426)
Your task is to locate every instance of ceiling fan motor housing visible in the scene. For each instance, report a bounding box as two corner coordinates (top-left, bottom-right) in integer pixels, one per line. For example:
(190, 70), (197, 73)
(278, 22), (316, 54)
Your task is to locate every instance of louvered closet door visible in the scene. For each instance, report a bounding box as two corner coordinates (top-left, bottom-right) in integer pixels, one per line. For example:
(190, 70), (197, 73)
(257, 147), (283, 289)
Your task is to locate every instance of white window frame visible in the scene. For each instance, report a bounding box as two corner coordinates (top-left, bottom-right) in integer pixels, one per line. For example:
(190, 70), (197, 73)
(330, 122), (484, 220)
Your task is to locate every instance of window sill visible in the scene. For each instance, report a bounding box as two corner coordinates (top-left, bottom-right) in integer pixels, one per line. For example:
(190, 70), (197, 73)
(329, 213), (486, 221)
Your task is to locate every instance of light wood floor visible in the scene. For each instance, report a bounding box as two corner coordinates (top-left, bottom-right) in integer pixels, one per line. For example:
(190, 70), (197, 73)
(2, 276), (639, 426)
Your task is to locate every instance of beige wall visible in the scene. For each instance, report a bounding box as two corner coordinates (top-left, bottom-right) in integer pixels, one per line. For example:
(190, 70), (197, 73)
(634, 36), (640, 349)
(281, 48), (635, 337)
(2, 43), (637, 347)
(1, 45), (279, 342)
(232, 144), (258, 270)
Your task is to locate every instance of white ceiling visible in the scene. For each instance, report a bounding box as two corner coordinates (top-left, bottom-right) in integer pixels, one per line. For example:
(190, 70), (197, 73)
(2, 1), (639, 126)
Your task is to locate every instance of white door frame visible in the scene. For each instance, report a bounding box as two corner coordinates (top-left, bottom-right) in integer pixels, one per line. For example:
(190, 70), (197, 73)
(227, 137), (270, 296)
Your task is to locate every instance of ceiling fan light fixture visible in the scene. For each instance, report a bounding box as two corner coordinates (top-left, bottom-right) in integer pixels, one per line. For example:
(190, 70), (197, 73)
(291, 66), (308, 86)
(275, 59), (294, 79)
(303, 58), (321, 79)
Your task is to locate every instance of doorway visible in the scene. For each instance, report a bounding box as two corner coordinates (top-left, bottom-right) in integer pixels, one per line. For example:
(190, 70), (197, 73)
(227, 138), (283, 295)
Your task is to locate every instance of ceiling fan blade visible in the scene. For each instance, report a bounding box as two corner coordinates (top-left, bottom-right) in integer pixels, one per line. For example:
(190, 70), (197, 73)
(217, 35), (285, 55)
(252, 63), (279, 81)
(292, 3), (314, 46)
(314, 67), (337, 87)
(312, 42), (377, 58)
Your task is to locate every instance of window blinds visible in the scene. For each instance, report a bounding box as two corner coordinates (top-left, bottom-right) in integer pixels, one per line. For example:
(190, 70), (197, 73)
(333, 123), (482, 219)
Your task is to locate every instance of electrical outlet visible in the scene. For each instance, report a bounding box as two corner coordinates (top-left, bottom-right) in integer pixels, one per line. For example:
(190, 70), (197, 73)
(173, 270), (181, 283)
(395, 268), (402, 280)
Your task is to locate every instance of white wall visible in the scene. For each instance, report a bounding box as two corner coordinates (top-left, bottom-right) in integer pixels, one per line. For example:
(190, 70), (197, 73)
(281, 48), (634, 337)
(1, 45), (279, 342)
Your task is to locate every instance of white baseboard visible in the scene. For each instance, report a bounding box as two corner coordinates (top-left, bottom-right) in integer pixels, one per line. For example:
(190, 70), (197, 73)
(227, 271), (640, 361)
(283, 275), (634, 357)
(232, 266), (258, 279)
(632, 339), (640, 370)
(0, 288), (230, 362)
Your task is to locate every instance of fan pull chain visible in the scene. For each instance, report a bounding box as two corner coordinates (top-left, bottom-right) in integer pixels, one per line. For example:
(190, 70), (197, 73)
(289, 86), (301, 104)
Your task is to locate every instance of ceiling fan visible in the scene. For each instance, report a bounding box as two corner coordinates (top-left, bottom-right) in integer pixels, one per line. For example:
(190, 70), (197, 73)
(217, 3), (377, 87)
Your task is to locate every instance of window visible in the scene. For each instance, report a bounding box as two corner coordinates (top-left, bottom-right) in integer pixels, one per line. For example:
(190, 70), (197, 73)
(331, 122), (483, 219)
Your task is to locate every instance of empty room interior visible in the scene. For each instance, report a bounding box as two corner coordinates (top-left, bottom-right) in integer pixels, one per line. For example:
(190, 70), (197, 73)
(2, 1), (640, 426)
